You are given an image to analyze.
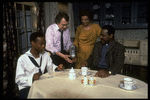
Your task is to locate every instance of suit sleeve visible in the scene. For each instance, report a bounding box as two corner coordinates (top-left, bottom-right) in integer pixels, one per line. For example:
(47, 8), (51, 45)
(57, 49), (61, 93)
(109, 45), (125, 75)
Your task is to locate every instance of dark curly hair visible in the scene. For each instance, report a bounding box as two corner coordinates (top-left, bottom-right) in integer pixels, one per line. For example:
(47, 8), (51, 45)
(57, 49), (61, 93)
(30, 31), (44, 43)
(79, 9), (94, 21)
(102, 25), (115, 38)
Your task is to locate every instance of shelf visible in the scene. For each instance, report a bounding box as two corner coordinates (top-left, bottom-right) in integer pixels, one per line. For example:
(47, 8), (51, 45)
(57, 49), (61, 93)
(93, 9), (100, 12)
(125, 46), (140, 49)
(73, 2), (148, 29)
(105, 18), (114, 20)
(93, 19), (100, 21)
(122, 17), (131, 19)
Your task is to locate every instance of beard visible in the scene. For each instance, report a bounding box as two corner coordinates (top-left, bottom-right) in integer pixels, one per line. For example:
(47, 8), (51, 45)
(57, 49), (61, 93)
(100, 39), (106, 44)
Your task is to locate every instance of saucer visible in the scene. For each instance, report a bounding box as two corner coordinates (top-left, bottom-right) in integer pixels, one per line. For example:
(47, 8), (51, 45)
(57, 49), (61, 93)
(55, 70), (63, 72)
(78, 71), (91, 76)
(118, 84), (137, 91)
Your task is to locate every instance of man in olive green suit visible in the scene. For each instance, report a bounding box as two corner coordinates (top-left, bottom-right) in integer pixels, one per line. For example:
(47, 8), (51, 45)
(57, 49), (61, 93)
(82, 25), (125, 78)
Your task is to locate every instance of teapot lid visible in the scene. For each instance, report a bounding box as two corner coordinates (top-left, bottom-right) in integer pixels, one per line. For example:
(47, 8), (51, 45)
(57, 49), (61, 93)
(69, 67), (75, 73)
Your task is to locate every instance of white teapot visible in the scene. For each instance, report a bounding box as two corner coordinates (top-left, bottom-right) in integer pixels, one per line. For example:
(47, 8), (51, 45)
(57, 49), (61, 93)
(69, 67), (76, 79)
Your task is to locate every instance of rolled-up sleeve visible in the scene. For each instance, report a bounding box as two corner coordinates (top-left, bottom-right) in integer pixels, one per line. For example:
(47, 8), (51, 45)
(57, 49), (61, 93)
(45, 27), (59, 54)
(46, 54), (58, 72)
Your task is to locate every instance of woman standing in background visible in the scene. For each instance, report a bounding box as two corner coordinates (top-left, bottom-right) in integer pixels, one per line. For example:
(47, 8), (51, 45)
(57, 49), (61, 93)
(73, 10), (102, 69)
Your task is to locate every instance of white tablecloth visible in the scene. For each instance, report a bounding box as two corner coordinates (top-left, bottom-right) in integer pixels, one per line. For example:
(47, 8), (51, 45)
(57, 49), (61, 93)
(27, 69), (148, 98)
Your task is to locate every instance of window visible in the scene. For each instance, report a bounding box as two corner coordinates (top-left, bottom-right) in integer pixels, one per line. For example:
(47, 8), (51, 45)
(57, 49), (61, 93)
(14, 2), (37, 55)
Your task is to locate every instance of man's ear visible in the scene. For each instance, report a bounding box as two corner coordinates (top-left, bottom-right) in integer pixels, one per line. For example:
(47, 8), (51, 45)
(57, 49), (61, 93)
(110, 34), (113, 39)
(31, 41), (35, 46)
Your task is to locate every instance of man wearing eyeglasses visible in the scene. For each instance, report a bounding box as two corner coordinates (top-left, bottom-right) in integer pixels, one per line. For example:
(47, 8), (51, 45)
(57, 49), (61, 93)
(45, 12), (75, 68)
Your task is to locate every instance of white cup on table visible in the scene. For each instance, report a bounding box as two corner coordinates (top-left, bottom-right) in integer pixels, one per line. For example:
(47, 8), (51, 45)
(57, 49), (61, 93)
(81, 67), (89, 75)
(124, 78), (136, 89)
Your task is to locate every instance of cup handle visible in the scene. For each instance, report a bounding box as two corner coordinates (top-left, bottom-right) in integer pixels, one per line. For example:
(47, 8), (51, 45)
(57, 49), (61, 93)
(88, 68), (90, 72)
(133, 80), (136, 84)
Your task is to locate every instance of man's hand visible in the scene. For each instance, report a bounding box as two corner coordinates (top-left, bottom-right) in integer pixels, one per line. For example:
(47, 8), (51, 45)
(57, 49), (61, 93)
(57, 64), (65, 71)
(33, 73), (41, 82)
(55, 52), (73, 63)
(63, 55), (73, 63)
(95, 70), (110, 78)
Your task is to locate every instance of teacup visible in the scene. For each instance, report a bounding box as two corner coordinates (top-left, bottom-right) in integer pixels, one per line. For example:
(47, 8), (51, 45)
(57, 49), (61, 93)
(124, 78), (136, 90)
(81, 67), (89, 75)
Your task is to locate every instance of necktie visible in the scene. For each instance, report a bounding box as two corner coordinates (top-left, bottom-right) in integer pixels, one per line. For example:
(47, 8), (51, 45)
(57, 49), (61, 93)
(28, 56), (42, 75)
(58, 29), (64, 53)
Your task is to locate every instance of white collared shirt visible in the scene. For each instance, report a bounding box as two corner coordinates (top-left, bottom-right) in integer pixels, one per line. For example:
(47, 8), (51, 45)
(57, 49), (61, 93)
(15, 49), (58, 90)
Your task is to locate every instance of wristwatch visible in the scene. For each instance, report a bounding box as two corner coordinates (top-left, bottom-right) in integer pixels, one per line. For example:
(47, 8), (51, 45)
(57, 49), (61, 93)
(109, 71), (112, 75)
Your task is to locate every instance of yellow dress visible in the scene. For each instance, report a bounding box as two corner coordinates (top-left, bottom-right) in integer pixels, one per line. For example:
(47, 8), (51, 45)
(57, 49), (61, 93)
(73, 23), (102, 69)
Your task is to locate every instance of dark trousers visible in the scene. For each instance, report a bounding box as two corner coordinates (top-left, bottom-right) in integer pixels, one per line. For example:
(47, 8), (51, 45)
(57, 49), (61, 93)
(45, 49), (75, 69)
(51, 54), (71, 69)
(18, 87), (30, 99)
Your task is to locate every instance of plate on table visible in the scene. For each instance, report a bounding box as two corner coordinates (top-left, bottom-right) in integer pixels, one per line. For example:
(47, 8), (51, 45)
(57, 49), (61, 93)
(78, 71), (91, 76)
(118, 84), (137, 91)
(55, 70), (64, 72)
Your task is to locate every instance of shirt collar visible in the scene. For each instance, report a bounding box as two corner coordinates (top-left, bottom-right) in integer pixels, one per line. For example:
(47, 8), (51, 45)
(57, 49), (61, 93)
(54, 23), (59, 31)
(105, 40), (113, 46)
(25, 48), (44, 58)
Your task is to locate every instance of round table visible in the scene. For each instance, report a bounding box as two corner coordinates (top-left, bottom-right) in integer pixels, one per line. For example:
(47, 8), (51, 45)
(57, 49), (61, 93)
(27, 69), (148, 98)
